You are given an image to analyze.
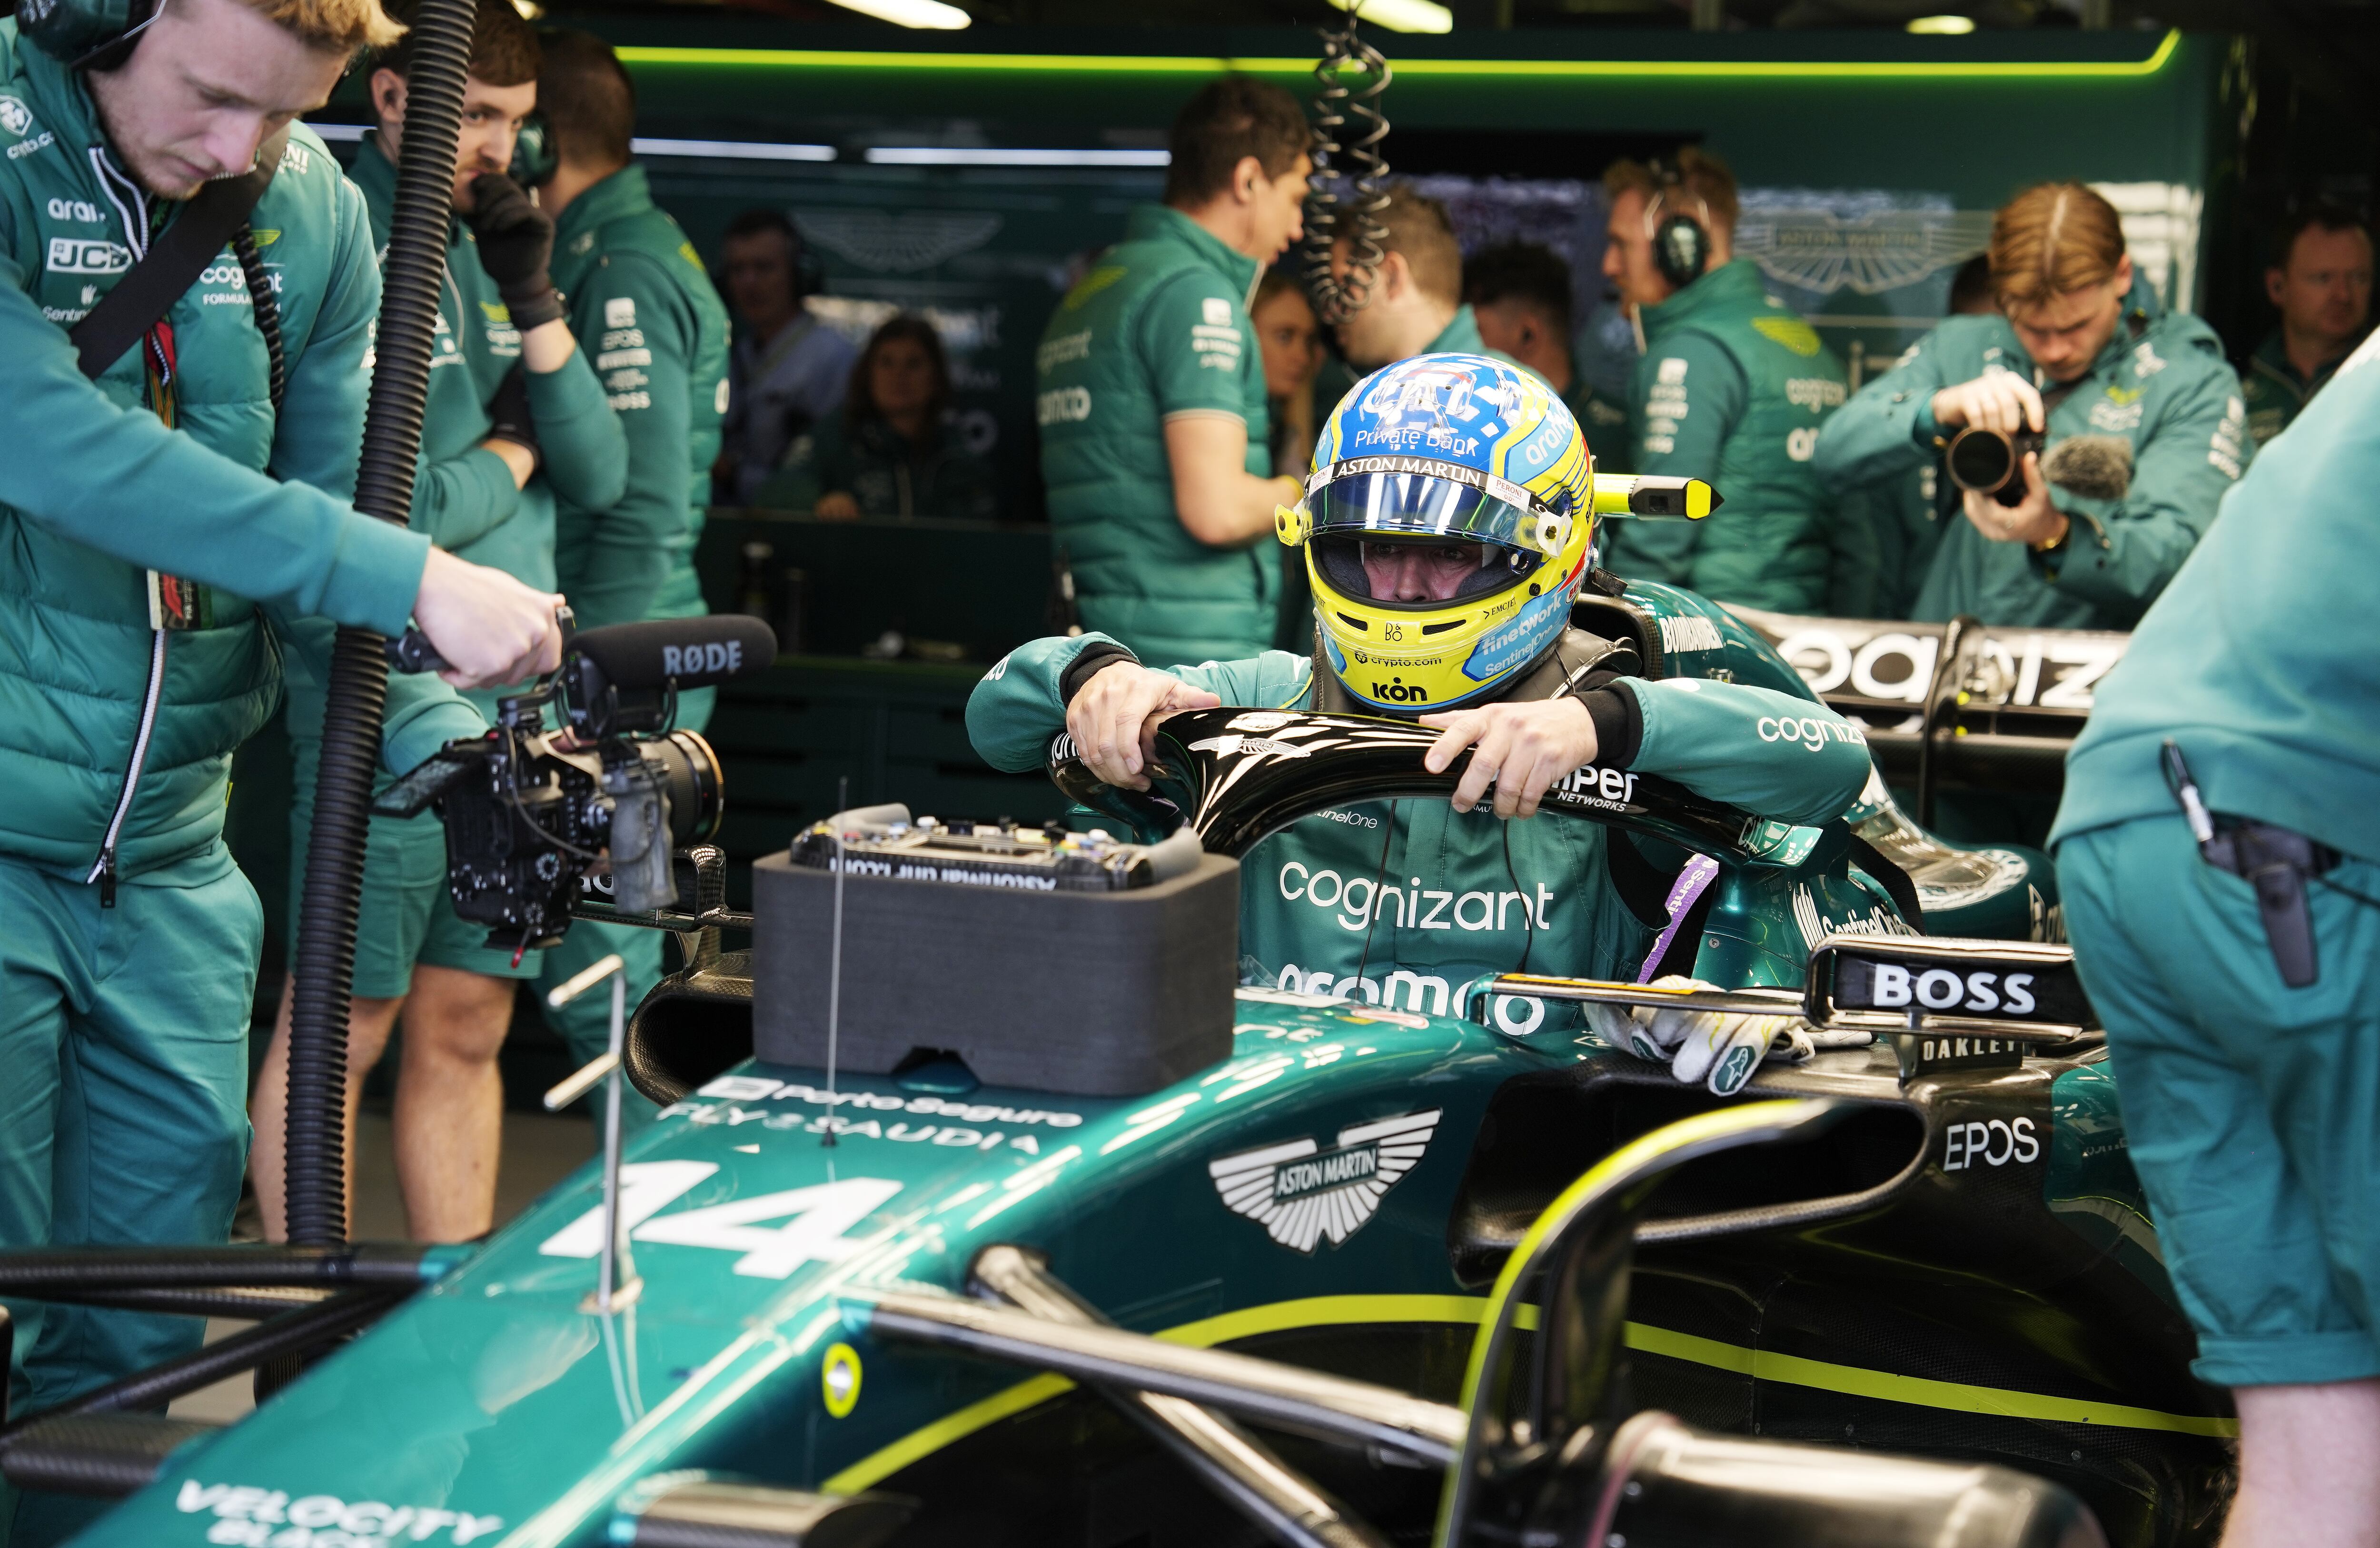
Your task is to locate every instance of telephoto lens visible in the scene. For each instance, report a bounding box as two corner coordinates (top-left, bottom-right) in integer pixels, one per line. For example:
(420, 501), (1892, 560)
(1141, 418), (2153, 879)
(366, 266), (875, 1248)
(1945, 425), (2046, 507)
(642, 729), (725, 845)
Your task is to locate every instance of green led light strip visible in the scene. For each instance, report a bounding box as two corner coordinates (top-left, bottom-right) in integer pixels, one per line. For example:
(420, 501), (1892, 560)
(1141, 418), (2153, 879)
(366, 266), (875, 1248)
(619, 27), (2177, 81)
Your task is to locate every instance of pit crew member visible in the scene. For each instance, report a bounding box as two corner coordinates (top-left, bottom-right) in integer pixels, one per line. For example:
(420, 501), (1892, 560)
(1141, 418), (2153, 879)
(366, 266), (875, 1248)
(0, 0), (563, 1525)
(1814, 180), (2249, 631)
(1599, 148), (1848, 613)
(251, 0), (629, 1244)
(531, 28), (732, 1121)
(2053, 330), (2380, 1548)
(1466, 238), (1633, 476)
(970, 353), (1874, 1095)
(2240, 203), (2371, 449)
(1033, 76), (1309, 666)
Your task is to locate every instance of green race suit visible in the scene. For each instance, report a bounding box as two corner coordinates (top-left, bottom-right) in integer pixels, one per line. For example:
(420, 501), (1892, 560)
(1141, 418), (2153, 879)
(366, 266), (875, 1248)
(0, 22), (483, 1492)
(1813, 278), (2250, 630)
(2239, 324), (2366, 450)
(2051, 332), (2380, 1390)
(541, 161), (731, 1121)
(967, 631), (1872, 1032)
(280, 135), (629, 993)
(1037, 203), (1275, 665)
(1602, 260), (1847, 612)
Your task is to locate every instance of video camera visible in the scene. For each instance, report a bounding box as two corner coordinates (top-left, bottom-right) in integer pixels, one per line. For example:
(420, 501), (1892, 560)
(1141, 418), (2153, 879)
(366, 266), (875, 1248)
(375, 614), (777, 952)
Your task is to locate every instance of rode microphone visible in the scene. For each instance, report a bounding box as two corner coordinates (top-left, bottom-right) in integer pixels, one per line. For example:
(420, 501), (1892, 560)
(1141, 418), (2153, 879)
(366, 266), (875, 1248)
(564, 615), (777, 735)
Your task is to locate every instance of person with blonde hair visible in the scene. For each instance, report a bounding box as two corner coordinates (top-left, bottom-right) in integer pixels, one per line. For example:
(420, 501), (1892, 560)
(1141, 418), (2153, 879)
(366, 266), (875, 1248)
(1815, 180), (2250, 629)
(0, 0), (566, 1531)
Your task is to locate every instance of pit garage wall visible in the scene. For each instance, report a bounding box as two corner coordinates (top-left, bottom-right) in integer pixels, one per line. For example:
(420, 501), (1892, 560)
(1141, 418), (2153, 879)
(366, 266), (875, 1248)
(537, 22), (2231, 516)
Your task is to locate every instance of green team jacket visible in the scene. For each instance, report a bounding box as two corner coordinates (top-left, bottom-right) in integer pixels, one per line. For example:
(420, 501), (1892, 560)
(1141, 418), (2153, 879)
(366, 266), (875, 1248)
(1603, 260), (1847, 612)
(1037, 204), (1275, 666)
(2239, 325), (2365, 450)
(1812, 278), (2250, 630)
(0, 25), (478, 882)
(967, 631), (1871, 1030)
(2053, 333), (2380, 862)
(767, 410), (998, 523)
(547, 163), (730, 629)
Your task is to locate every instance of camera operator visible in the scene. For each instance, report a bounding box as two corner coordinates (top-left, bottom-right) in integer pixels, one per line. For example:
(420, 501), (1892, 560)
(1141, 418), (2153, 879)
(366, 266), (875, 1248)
(1035, 77), (1309, 666)
(530, 28), (733, 1118)
(2241, 204), (2372, 449)
(715, 208), (854, 507)
(1467, 240), (1633, 475)
(0, 0), (562, 1517)
(250, 0), (628, 1245)
(1599, 148), (1847, 612)
(2053, 331), (2380, 1548)
(1815, 181), (2250, 630)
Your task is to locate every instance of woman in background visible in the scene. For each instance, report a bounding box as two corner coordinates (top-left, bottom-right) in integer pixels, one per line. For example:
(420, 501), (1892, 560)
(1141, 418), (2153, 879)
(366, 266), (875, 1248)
(765, 314), (998, 522)
(1251, 268), (1325, 649)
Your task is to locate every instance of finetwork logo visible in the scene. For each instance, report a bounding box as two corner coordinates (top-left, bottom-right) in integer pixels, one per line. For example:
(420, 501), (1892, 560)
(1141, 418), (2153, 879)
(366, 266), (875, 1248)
(1209, 1110), (1440, 1252)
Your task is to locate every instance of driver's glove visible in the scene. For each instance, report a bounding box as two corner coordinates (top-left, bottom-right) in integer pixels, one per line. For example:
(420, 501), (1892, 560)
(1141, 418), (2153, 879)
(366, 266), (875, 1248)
(1587, 975), (1815, 1097)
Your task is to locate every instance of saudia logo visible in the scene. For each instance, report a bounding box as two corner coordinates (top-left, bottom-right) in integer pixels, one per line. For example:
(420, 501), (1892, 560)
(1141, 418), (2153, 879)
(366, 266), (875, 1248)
(1209, 1110), (1440, 1253)
(661, 640), (742, 675)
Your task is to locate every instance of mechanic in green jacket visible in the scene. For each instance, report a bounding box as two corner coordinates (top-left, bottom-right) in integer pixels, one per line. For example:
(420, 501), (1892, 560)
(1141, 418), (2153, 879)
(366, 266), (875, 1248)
(1813, 182), (2249, 631)
(532, 29), (733, 1118)
(1036, 77), (1310, 665)
(252, 0), (629, 1245)
(2052, 331), (2380, 1548)
(972, 354), (1875, 1096)
(1597, 150), (1847, 613)
(0, 0), (565, 1515)
(2239, 204), (2371, 449)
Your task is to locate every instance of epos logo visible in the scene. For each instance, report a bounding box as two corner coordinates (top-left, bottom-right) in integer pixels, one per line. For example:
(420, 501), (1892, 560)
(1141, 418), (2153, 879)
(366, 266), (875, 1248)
(1944, 1117), (2039, 1171)
(1870, 963), (2039, 1016)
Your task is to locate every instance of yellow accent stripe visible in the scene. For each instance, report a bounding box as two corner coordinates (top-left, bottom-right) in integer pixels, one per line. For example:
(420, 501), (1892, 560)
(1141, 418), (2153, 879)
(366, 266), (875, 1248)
(1625, 1322), (2237, 1438)
(617, 31), (2178, 80)
(823, 1270), (2229, 1491)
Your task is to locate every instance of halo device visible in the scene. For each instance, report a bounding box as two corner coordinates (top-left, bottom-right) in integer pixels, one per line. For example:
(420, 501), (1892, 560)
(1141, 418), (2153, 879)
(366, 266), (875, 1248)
(374, 615), (776, 951)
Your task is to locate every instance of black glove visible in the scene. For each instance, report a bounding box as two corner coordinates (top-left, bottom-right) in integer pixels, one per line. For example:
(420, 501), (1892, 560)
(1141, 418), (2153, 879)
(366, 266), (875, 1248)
(484, 362), (541, 473)
(464, 172), (564, 331)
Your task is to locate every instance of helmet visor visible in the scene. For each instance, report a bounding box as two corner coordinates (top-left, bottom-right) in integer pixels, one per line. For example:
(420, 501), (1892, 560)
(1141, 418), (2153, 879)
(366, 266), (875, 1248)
(1310, 468), (1542, 550)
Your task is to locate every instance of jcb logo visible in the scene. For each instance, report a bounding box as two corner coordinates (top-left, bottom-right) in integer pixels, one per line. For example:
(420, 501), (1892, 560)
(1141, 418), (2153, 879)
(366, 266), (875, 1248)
(46, 237), (129, 275)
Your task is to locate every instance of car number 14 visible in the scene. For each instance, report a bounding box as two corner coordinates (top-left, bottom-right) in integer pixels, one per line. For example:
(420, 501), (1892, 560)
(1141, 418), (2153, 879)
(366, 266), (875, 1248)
(538, 1162), (903, 1278)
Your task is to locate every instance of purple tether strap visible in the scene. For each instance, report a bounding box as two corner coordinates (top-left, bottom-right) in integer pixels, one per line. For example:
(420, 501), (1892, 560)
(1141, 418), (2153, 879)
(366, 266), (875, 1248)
(1637, 854), (1720, 983)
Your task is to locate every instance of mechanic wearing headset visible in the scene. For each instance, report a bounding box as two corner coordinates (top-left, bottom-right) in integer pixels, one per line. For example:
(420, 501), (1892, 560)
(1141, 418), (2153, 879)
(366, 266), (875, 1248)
(1034, 76), (1310, 666)
(971, 354), (1874, 1096)
(2052, 333), (2380, 1548)
(0, 0), (562, 1526)
(250, 0), (628, 1245)
(1598, 148), (1849, 613)
(529, 28), (732, 1122)
(1814, 181), (2249, 631)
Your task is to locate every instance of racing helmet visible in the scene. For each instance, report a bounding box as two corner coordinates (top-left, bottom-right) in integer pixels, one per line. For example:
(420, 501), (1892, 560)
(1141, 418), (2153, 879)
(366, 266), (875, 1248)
(1277, 352), (1596, 714)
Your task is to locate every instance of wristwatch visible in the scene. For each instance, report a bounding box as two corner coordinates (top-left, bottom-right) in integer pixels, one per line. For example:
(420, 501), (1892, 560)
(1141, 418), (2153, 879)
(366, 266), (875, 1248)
(2029, 515), (2072, 556)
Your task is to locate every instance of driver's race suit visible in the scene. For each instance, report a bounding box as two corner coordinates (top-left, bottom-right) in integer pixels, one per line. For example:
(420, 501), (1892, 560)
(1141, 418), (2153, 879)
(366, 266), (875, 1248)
(968, 631), (1873, 1033)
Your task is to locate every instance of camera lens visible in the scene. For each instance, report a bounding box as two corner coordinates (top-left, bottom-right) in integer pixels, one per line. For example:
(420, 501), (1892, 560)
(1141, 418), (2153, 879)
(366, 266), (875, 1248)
(641, 729), (724, 843)
(1945, 426), (2018, 495)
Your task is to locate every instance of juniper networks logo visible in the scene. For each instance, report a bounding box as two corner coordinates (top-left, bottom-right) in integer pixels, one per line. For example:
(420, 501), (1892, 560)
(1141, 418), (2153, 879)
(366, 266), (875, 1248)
(1208, 1110), (1439, 1253)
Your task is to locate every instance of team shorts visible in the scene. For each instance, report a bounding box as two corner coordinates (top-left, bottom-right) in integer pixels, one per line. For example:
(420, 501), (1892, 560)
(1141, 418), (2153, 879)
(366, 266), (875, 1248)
(2061, 812), (2380, 1389)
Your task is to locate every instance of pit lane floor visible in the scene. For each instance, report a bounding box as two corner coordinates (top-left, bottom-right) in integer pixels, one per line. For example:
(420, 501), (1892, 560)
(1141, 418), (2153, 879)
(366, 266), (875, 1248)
(167, 1111), (595, 1423)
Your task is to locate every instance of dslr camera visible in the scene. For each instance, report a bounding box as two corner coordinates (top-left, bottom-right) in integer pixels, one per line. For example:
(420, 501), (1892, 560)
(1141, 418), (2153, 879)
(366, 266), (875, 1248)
(1943, 423), (2044, 507)
(376, 615), (776, 952)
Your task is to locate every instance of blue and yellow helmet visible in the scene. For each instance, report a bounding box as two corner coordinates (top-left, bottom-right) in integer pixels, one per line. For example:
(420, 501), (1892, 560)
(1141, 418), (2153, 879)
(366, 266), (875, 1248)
(1276, 352), (1597, 714)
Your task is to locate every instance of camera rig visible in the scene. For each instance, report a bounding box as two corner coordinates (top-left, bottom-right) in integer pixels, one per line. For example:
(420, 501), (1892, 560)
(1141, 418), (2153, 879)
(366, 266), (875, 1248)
(375, 615), (775, 953)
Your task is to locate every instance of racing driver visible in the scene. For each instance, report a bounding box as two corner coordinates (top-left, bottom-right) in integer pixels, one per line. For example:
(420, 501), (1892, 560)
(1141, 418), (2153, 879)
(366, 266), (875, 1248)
(970, 352), (1875, 1093)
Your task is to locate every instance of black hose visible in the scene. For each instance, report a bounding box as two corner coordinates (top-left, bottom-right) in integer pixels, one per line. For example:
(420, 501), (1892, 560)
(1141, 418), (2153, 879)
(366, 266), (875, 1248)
(0, 1243), (435, 1293)
(231, 224), (285, 413)
(282, 0), (476, 1248)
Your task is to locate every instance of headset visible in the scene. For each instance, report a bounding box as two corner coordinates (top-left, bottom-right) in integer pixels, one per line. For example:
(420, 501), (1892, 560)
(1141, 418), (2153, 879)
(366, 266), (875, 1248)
(507, 107), (558, 188)
(1643, 156), (1713, 291)
(17, 0), (164, 71)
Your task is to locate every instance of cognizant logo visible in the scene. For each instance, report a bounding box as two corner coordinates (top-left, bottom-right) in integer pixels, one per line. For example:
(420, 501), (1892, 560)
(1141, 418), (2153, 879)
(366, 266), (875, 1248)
(1279, 862), (1551, 934)
(1756, 714), (1865, 752)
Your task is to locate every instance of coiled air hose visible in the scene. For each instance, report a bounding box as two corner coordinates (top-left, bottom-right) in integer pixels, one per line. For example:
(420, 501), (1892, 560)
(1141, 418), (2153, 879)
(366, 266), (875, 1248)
(282, 0), (476, 1248)
(1299, 11), (1392, 327)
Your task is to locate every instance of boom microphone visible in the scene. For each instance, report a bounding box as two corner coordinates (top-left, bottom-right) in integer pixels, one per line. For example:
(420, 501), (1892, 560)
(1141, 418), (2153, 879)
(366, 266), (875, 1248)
(567, 615), (779, 693)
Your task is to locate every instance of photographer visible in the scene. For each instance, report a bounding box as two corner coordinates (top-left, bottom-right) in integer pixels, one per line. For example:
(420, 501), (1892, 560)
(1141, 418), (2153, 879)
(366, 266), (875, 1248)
(0, 0), (561, 1508)
(1599, 148), (1847, 612)
(1814, 181), (2250, 630)
(2241, 205), (2372, 449)
(251, 0), (627, 1244)
(531, 28), (733, 1114)
(1035, 77), (1309, 666)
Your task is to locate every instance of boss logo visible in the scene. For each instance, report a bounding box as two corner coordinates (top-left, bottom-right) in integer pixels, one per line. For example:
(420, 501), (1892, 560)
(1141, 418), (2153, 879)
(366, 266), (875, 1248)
(662, 641), (742, 675)
(1871, 964), (2038, 1016)
(1829, 947), (2091, 1027)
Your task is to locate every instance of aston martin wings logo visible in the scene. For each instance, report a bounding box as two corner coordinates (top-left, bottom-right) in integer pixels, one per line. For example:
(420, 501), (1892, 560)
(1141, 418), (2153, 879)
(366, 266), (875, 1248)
(1208, 1110), (1441, 1253)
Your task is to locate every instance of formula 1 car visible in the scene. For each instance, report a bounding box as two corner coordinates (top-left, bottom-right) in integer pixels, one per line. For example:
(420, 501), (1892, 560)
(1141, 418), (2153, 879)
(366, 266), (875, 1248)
(0, 580), (2215, 1548)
